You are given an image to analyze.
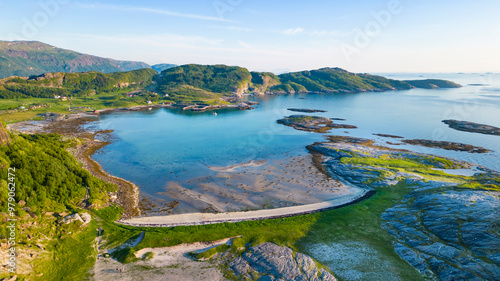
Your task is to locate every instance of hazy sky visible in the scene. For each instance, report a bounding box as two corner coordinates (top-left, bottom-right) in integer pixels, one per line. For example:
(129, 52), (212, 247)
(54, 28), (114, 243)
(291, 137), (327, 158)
(1, 0), (499, 73)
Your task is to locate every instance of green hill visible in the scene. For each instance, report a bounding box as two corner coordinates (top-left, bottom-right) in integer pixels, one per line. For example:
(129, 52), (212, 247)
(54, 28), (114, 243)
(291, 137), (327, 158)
(0, 68), (157, 99)
(404, 79), (462, 89)
(155, 65), (460, 100)
(156, 64), (252, 102)
(271, 67), (414, 93)
(0, 41), (151, 78)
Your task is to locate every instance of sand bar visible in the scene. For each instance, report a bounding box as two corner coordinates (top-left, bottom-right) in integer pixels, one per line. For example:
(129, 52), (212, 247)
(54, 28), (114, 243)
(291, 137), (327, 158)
(119, 186), (373, 227)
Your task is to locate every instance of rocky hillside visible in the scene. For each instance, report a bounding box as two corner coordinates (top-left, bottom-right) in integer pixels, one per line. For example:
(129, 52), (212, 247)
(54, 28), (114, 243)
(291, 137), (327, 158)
(0, 41), (150, 78)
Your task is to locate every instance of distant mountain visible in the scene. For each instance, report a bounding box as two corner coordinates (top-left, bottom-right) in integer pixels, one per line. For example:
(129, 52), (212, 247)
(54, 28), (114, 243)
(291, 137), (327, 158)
(155, 65), (461, 102)
(152, 63), (177, 73)
(0, 41), (151, 78)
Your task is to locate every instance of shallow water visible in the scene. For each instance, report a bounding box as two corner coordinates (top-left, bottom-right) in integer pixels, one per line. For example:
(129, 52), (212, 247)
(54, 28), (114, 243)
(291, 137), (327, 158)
(88, 73), (500, 197)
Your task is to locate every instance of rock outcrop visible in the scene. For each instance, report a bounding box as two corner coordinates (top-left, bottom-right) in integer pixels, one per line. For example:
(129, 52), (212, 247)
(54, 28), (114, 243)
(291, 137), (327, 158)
(61, 213), (91, 226)
(306, 135), (500, 280)
(402, 139), (490, 153)
(229, 243), (337, 281)
(277, 115), (356, 133)
(443, 120), (500, 136)
(287, 108), (327, 113)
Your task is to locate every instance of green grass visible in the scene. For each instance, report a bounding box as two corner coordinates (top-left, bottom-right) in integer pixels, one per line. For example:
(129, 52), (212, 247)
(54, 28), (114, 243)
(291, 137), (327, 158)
(341, 156), (430, 169)
(0, 92), (162, 123)
(90, 181), (425, 279)
(29, 220), (98, 281)
(191, 244), (230, 260)
(296, 181), (425, 281)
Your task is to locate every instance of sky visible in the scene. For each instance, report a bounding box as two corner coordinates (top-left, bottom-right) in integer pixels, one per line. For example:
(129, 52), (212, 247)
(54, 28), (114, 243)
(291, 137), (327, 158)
(1, 0), (499, 73)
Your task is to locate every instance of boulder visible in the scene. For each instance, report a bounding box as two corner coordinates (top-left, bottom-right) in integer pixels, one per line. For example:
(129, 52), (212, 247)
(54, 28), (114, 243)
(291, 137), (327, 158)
(233, 242), (337, 281)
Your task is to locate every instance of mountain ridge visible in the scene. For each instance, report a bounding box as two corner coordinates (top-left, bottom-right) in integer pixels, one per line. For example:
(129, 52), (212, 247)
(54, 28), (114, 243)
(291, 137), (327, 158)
(0, 41), (151, 78)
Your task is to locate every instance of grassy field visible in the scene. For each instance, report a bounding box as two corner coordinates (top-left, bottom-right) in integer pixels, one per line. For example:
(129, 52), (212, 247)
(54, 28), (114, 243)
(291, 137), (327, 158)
(88, 180), (423, 280)
(0, 92), (167, 123)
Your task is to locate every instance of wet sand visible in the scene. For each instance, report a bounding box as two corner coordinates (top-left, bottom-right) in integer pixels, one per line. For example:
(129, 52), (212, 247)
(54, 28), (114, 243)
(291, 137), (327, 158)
(143, 154), (364, 216)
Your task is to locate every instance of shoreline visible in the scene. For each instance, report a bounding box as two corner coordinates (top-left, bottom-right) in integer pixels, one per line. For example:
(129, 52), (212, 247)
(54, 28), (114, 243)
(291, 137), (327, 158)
(118, 186), (375, 227)
(72, 138), (141, 218)
(7, 110), (143, 218)
(6, 103), (378, 223)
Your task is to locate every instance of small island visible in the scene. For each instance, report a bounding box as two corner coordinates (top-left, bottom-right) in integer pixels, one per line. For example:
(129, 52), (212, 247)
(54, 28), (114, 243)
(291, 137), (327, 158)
(443, 119), (500, 136)
(402, 139), (490, 153)
(287, 108), (327, 113)
(277, 115), (357, 133)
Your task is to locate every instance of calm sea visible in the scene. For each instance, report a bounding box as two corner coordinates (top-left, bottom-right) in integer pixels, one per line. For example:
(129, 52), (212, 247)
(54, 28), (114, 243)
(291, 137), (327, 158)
(87, 73), (500, 196)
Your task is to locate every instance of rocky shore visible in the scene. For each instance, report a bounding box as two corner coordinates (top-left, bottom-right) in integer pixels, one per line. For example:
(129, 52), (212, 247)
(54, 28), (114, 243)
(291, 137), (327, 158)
(287, 108), (327, 113)
(277, 115), (357, 133)
(402, 139), (491, 153)
(228, 243), (336, 280)
(306, 135), (500, 280)
(443, 119), (500, 136)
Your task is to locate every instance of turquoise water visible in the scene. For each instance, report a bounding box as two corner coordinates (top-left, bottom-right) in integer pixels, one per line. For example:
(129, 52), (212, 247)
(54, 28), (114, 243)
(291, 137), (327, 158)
(89, 73), (500, 196)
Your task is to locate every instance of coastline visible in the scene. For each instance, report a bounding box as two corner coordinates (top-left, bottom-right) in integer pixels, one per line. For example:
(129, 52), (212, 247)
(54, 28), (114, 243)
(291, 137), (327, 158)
(6, 103), (377, 222)
(118, 186), (374, 227)
(71, 138), (141, 218)
(6, 109), (143, 218)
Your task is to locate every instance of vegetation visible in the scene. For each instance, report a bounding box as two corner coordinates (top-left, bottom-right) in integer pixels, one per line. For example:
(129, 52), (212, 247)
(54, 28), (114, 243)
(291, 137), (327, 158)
(30, 219), (98, 281)
(0, 68), (157, 99)
(156, 64), (252, 100)
(0, 133), (117, 214)
(0, 40), (150, 78)
(275, 67), (413, 93)
(404, 79), (461, 89)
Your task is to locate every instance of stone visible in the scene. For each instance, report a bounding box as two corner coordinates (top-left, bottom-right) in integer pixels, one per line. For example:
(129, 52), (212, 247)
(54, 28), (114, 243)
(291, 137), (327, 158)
(80, 213), (92, 225)
(61, 213), (84, 224)
(442, 120), (500, 136)
(233, 243), (337, 281)
(229, 257), (250, 276)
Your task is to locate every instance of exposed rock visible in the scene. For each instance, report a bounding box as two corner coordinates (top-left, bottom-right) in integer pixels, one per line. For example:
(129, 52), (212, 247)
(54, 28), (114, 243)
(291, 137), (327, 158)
(443, 120), (500, 136)
(287, 108), (327, 113)
(229, 257), (250, 276)
(277, 115), (356, 133)
(307, 135), (500, 280)
(402, 139), (490, 153)
(230, 242), (336, 281)
(61, 213), (84, 224)
(373, 133), (404, 139)
(61, 212), (91, 226)
(80, 213), (92, 225)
